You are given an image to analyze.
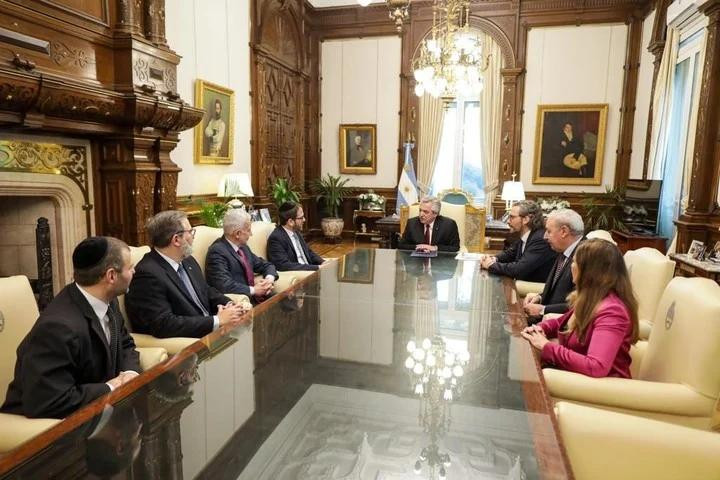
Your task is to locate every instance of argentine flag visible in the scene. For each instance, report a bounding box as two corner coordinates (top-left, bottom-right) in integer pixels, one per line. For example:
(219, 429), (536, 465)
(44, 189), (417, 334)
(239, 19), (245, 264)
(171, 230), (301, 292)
(396, 141), (419, 214)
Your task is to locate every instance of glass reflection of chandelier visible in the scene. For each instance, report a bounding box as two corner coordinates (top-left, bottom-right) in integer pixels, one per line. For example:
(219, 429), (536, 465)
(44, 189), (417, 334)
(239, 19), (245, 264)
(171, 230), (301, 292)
(405, 336), (470, 479)
(357, 0), (411, 32)
(412, 0), (489, 98)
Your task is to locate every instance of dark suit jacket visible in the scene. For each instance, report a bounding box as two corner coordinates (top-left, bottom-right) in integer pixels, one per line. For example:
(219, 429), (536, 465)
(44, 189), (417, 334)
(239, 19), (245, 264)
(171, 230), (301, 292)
(1, 284), (140, 419)
(398, 215), (460, 253)
(205, 237), (278, 297)
(125, 249), (230, 339)
(540, 239), (584, 314)
(489, 228), (555, 282)
(267, 226), (323, 271)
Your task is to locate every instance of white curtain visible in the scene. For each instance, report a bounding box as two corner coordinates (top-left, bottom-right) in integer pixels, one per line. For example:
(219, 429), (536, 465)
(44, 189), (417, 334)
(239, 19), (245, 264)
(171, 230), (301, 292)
(479, 32), (504, 209)
(417, 94), (445, 194)
(647, 27), (680, 179)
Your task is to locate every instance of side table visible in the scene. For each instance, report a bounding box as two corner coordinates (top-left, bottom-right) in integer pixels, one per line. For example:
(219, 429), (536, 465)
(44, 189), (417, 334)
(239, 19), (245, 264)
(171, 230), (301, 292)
(669, 253), (720, 284)
(611, 230), (667, 254)
(353, 209), (385, 243)
(376, 215), (400, 248)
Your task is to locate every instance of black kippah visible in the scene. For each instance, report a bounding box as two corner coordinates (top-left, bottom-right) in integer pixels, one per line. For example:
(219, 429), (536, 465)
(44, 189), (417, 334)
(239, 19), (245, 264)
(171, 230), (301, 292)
(73, 237), (109, 270)
(278, 202), (297, 213)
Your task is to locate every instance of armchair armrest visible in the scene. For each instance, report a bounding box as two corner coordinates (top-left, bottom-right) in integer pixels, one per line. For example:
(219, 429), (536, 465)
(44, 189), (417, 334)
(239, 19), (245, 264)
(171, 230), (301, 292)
(271, 274), (297, 293)
(544, 368), (716, 417)
(515, 280), (544, 298)
(555, 402), (720, 480)
(131, 333), (196, 355)
(137, 346), (168, 370)
(0, 413), (60, 453)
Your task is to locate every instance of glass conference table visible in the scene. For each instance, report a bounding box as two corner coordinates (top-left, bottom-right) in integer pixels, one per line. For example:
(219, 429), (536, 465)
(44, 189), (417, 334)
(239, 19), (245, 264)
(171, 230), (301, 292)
(0, 249), (572, 479)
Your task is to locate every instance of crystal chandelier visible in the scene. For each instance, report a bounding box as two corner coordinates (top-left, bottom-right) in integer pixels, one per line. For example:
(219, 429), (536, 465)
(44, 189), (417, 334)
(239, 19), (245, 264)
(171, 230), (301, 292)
(412, 0), (489, 98)
(357, 0), (411, 32)
(405, 336), (470, 479)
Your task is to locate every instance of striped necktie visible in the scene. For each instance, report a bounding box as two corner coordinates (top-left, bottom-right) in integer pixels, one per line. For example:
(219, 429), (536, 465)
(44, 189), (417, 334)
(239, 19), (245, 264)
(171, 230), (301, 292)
(553, 255), (567, 286)
(177, 264), (210, 315)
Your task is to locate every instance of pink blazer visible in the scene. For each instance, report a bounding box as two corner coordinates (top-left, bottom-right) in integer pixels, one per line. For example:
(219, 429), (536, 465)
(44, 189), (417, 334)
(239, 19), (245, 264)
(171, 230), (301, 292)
(539, 293), (634, 378)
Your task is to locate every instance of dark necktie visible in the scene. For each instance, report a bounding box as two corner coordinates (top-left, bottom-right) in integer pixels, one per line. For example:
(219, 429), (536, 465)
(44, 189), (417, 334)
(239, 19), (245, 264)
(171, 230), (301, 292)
(424, 224), (430, 245)
(107, 311), (119, 373)
(553, 255), (567, 286)
(177, 264), (210, 315)
(236, 248), (255, 286)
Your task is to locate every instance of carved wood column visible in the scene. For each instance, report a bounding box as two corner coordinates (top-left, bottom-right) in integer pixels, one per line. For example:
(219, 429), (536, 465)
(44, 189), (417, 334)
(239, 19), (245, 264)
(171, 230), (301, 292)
(685, 0), (720, 216)
(500, 68), (523, 182)
(157, 137), (181, 211)
(145, 0), (168, 46)
(615, 15), (644, 186)
(115, 0), (144, 36)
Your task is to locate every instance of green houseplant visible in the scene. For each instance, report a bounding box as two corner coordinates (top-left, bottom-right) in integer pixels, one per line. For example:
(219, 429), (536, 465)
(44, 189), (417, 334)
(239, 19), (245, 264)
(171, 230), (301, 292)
(582, 186), (629, 233)
(310, 174), (353, 238)
(198, 202), (229, 228)
(269, 177), (300, 208)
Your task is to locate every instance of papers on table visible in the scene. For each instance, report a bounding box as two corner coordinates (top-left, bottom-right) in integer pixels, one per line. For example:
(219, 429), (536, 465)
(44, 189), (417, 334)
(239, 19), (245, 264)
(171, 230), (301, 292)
(455, 252), (486, 261)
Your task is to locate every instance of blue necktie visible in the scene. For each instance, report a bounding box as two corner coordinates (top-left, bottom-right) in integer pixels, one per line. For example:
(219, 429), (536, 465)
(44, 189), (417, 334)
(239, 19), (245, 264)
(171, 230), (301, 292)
(177, 264), (210, 315)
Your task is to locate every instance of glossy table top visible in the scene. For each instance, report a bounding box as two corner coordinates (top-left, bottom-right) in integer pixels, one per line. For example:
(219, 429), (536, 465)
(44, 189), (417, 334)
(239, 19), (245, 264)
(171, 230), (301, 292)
(0, 249), (572, 480)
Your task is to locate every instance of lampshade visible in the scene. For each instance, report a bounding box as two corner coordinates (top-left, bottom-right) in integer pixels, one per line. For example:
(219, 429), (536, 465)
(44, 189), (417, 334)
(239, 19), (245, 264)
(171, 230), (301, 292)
(218, 173), (253, 198)
(500, 181), (525, 202)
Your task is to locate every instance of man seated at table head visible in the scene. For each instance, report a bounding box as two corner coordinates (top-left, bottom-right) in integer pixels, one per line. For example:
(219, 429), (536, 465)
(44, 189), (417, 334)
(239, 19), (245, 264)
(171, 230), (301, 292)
(125, 210), (248, 339)
(1, 237), (141, 419)
(206, 209), (278, 304)
(480, 200), (555, 282)
(524, 208), (585, 322)
(267, 201), (325, 271)
(398, 196), (460, 253)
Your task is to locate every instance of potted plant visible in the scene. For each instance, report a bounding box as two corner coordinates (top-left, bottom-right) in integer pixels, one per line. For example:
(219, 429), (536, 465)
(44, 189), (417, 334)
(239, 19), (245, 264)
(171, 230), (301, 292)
(582, 186), (629, 233)
(198, 202), (229, 228)
(310, 173), (353, 239)
(269, 177), (300, 208)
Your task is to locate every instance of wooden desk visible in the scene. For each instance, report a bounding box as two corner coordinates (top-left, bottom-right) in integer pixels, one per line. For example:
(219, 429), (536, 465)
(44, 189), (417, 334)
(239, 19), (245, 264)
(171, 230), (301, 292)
(669, 253), (720, 283)
(352, 209), (385, 242)
(611, 230), (667, 254)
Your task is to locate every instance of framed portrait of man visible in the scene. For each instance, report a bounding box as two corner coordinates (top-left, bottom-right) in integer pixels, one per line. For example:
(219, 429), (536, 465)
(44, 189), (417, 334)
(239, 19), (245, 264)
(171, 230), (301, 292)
(337, 249), (375, 284)
(339, 124), (377, 175)
(533, 104), (608, 185)
(194, 79), (235, 164)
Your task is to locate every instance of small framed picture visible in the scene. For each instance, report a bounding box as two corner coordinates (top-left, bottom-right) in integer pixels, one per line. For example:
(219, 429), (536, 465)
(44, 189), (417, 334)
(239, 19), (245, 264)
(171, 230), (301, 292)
(337, 249), (375, 284)
(260, 208), (272, 223)
(249, 210), (261, 222)
(687, 239), (705, 260)
(706, 241), (720, 263)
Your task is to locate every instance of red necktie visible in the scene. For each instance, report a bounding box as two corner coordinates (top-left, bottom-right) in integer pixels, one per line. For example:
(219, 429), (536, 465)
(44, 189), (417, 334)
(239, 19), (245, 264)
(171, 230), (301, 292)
(236, 248), (255, 286)
(424, 224), (430, 245)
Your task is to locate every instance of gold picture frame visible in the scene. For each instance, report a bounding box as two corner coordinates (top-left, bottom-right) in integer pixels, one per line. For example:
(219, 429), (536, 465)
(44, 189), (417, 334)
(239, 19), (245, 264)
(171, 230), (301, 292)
(194, 79), (235, 164)
(337, 249), (376, 284)
(339, 124), (377, 175)
(533, 104), (608, 185)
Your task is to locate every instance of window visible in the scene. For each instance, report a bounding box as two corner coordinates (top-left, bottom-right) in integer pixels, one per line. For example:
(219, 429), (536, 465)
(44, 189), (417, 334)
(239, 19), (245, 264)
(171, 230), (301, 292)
(429, 98), (484, 203)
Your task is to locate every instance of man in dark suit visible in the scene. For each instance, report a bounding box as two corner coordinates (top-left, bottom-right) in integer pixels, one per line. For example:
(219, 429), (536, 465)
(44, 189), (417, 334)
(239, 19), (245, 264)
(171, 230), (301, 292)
(398, 196), (460, 253)
(267, 202), (325, 271)
(2, 237), (141, 419)
(524, 208), (585, 321)
(481, 200), (555, 282)
(206, 209), (278, 304)
(125, 210), (248, 339)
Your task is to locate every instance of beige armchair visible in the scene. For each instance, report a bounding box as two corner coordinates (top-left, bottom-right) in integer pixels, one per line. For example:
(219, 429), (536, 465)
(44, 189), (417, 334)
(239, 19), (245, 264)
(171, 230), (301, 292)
(399, 201), (486, 253)
(555, 401), (720, 480)
(544, 277), (720, 430)
(624, 247), (675, 339)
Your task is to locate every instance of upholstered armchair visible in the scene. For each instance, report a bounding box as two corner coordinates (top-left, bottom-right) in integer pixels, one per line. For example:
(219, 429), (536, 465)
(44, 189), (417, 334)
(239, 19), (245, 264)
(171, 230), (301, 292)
(624, 247), (675, 340)
(399, 201), (486, 253)
(544, 277), (720, 431)
(554, 402), (720, 480)
(437, 188), (473, 205)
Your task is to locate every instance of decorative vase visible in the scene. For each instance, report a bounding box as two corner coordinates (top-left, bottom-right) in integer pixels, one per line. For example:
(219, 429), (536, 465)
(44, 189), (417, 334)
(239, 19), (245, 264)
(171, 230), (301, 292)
(321, 217), (344, 239)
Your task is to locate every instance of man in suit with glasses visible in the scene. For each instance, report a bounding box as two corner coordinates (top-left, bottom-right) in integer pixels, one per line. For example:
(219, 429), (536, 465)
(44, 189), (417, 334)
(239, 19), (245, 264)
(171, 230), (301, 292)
(267, 202), (326, 271)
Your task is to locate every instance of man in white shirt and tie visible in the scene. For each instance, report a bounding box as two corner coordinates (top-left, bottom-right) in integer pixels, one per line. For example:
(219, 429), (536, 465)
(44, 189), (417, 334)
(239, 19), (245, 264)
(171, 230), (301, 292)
(267, 202), (326, 271)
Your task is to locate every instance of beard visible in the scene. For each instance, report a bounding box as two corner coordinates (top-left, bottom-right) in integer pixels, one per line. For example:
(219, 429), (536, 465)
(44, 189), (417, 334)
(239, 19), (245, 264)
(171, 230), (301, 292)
(181, 240), (193, 259)
(214, 111), (221, 120)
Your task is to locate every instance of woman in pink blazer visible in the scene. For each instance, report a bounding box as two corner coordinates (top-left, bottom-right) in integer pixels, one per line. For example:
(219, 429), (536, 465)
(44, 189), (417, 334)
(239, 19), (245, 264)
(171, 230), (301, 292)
(521, 238), (639, 378)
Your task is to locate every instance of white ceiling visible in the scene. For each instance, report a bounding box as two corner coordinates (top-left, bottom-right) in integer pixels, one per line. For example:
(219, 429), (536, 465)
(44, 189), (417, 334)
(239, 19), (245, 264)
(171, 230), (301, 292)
(308, 0), (384, 7)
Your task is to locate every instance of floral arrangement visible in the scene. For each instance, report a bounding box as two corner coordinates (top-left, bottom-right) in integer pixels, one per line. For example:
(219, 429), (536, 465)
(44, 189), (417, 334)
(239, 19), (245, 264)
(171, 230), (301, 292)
(358, 190), (386, 211)
(537, 197), (570, 216)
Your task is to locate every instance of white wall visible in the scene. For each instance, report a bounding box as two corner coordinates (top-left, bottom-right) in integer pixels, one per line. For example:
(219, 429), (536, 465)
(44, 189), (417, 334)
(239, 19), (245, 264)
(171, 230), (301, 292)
(166, 0), (251, 196)
(520, 24), (628, 193)
(630, 10), (657, 179)
(320, 37), (401, 188)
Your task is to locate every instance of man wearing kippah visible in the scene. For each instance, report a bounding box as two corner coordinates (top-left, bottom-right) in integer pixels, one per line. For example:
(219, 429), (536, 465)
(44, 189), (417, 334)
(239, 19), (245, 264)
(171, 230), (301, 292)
(1, 237), (141, 419)
(267, 202), (326, 271)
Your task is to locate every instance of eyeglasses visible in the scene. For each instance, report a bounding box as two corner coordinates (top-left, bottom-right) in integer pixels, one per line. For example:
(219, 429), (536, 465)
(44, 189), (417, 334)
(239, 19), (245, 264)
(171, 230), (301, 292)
(176, 228), (196, 238)
(294, 216), (305, 220)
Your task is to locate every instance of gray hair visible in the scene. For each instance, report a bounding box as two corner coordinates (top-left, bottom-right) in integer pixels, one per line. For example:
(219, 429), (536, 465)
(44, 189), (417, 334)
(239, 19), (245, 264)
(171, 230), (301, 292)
(146, 210), (188, 248)
(420, 196), (441, 214)
(223, 209), (251, 235)
(548, 208), (584, 237)
(515, 200), (544, 231)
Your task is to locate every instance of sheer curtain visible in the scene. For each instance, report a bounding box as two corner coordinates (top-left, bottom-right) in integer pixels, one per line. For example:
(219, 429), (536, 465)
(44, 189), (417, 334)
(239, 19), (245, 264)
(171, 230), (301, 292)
(417, 94), (445, 194)
(479, 32), (504, 210)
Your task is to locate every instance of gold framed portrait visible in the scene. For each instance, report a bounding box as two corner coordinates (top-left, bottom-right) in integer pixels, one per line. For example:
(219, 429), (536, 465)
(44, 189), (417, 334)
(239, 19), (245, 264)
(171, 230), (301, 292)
(337, 249), (375, 284)
(194, 79), (235, 164)
(339, 124), (377, 175)
(533, 104), (608, 185)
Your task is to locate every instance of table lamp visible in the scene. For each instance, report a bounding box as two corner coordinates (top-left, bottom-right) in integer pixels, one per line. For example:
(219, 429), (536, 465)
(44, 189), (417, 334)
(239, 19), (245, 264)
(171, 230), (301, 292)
(218, 173), (254, 210)
(500, 173), (525, 211)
